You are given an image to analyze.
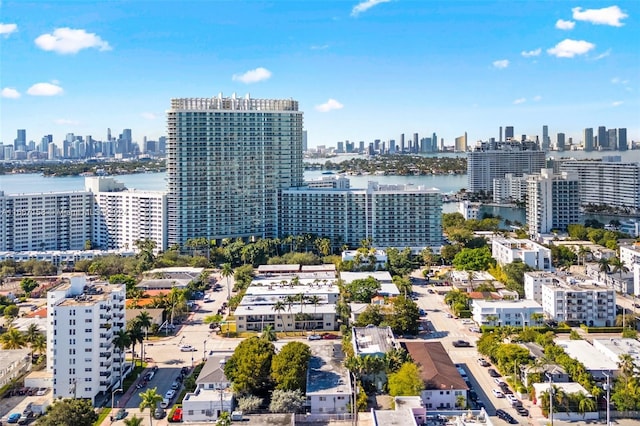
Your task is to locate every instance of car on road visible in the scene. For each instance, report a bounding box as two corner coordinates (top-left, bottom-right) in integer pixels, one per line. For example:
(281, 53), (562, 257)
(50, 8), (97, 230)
(307, 334), (321, 341)
(17, 412), (35, 425)
(114, 409), (127, 421)
(506, 394), (519, 405)
(469, 326), (481, 333)
(494, 377), (504, 385)
(160, 398), (171, 409)
(461, 319), (474, 325)
(170, 381), (180, 390)
(496, 409), (518, 424)
(487, 368), (501, 377)
(492, 388), (505, 398)
(153, 408), (166, 419)
(7, 413), (21, 424)
(446, 313), (453, 318)
(171, 408), (183, 422)
(477, 358), (489, 367)
(515, 406), (529, 416)
(179, 344), (196, 352)
(165, 390), (176, 400)
(419, 309), (425, 316)
(321, 333), (339, 339)
(144, 371), (155, 381)
(452, 340), (470, 347)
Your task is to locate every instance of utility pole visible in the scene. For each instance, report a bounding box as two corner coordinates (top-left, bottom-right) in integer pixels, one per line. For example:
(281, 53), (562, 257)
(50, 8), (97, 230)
(545, 372), (553, 426)
(604, 371), (611, 426)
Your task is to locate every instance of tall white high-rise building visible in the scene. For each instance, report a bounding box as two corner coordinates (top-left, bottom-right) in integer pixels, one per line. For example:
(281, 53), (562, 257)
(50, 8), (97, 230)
(47, 275), (126, 403)
(527, 168), (581, 237)
(166, 94), (304, 245)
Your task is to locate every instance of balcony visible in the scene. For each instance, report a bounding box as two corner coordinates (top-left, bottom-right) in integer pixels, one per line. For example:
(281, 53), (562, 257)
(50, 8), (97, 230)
(100, 371), (111, 377)
(100, 352), (111, 359)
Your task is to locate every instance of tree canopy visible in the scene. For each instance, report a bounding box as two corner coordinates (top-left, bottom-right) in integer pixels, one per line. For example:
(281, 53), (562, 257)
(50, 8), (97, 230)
(343, 277), (381, 303)
(271, 342), (311, 391)
(36, 398), (98, 426)
(388, 362), (424, 397)
(224, 337), (275, 395)
(388, 295), (420, 335)
(452, 247), (495, 271)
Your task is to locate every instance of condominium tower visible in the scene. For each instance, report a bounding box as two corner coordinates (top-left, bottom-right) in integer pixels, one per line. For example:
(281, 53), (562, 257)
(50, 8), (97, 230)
(527, 169), (580, 237)
(166, 94), (304, 245)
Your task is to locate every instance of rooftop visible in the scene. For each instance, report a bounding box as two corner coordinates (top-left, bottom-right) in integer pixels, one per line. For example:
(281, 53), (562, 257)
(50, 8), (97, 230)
(472, 299), (542, 309)
(556, 340), (619, 372)
(136, 278), (190, 289)
(340, 271), (393, 284)
(306, 344), (351, 396)
(234, 303), (336, 316)
(353, 326), (397, 355)
(532, 382), (591, 397)
(245, 280), (339, 295)
(0, 348), (30, 367)
(593, 338), (640, 365)
(196, 355), (231, 386)
(403, 342), (468, 391)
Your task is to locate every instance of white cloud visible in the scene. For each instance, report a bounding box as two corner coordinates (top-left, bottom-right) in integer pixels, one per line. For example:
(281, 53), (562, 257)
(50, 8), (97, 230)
(513, 98), (526, 105)
(54, 118), (79, 125)
(547, 39), (595, 58)
(533, 95), (542, 101)
(0, 23), (18, 36)
(572, 6), (628, 27)
(492, 59), (509, 69)
(521, 48), (541, 57)
(1, 87), (20, 98)
(315, 98), (344, 112)
(35, 27), (111, 54)
(611, 101), (623, 107)
(232, 67), (272, 84)
(311, 44), (329, 50)
(141, 112), (157, 120)
(351, 0), (390, 17)
(611, 77), (629, 85)
(555, 19), (575, 30)
(591, 49), (611, 61)
(27, 82), (63, 96)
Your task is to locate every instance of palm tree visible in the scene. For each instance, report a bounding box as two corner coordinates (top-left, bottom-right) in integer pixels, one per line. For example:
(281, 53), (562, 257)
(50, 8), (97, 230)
(610, 257), (629, 278)
(24, 323), (42, 358)
(261, 325), (277, 342)
(127, 321), (144, 367)
(598, 257), (611, 275)
(139, 387), (163, 426)
(123, 416), (144, 426)
(221, 263), (233, 301)
(31, 333), (46, 357)
(167, 287), (186, 327)
(0, 327), (26, 349)
(530, 312), (544, 326)
(617, 353), (637, 378)
(136, 310), (153, 363)
(578, 395), (596, 417)
(113, 329), (132, 386)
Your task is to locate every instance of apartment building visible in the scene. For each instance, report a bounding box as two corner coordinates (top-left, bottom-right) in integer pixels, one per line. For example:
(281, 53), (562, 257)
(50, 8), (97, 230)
(541, 279), (615, 326)
(492, 237), (553, 271)
(467, 141), (546, 193)
(471, 299), (543, 327)
(0, 190), (93, 251)
(306, 344), (351, 415)
(524, 271), (556, 304)
(166, 94), (304, 246)
(559, 158), (640, 213)
(620, 243), (640, 269)
(527, 169), (581, 237)
(47, 275), (126, 403)
(281, 182), (442, 250)
(492, 173), (528, 204)
(86, 177), (167, 253)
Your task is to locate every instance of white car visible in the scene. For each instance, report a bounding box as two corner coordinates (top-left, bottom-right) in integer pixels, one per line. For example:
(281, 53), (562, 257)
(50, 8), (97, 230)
(165, 389), (176, 400)
(462, 319), (474, 325)
(506, 394), (519, 405)
(307, 334), (321, 341)
(492, 388), (505, 398)
(179, 344), (196, 352)
(494, 378), (504, 385)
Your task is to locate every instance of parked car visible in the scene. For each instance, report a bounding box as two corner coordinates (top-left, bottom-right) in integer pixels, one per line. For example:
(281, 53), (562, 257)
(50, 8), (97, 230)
(477, 358), (489, 367)
(321, 333), (339, 340)
(492, 388), (505, 398)
(496, 409), (517, 423)
(307, 334), (321, 341)
(171, 408), (183, 422)
(8, 413), (21, 424)
(452, 340), (470, 347)
(114, 409), (127, 421)
(154, 408), (166, 419)
(488, 368), (501, 377)
(165, 390), (176, 400)
(18, 412), (35, 425)
(515, 406), (529, 416)
(494, 378), (504, 385)
(506, 394), (519, 405)
(160, 398), (171, 409)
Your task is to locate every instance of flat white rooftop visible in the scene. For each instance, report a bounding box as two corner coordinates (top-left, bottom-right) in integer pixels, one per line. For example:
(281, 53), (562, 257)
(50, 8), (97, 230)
(234, 303), (336, 316)
(473, 299), (542, 309)
(245, 280), (339, 295)
(556, 340), (619, 372)
(340, 271), (393, 283)
(306, 345), (351, 396)
(593, 338), (640, 365)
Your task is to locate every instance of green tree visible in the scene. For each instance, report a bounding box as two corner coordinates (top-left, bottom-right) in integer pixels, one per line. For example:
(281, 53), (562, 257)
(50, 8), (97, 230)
(236, 395), (263, 414)
(221, 262), (233, 300)
(452, 247), (495, 271)
(113, 329), (132, 385)
(343, 276), (381, 302)
(388, 295), (420, 335)
(127, 320), (144, 366)
(35, 398), (98, 426)
(502, 260), (534, 296)
(610, 257), (629, 278)
(139, 387), (163, 426)
(20, 277), (39, 295)
(388, 362), (424, 396)
(355, 304), (385, 327)
(269, 389), (306, 413)
(3, 304), (19, 319)
(271, 341), (311, 391)
(598, 257), (611, 274)
(0, 327), (26, 349)
(224, 337), (275, 395)
(261, 324), (277, 342)
(123, 416), (144, 426)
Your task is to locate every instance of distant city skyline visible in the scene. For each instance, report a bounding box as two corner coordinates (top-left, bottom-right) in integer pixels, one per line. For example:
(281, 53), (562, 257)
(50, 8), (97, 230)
(1, 1), (638, 147)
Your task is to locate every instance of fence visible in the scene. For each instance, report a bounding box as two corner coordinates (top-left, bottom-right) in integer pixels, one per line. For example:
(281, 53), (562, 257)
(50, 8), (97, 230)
(294, 413), (354, 424)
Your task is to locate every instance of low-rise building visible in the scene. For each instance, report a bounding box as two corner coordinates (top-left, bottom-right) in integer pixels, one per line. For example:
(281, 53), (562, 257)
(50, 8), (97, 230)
(593, 338), (640, 367)
(352, 326), (398, 357)
(532, 382), (597, 421)
(182, 355), (233, 422)
(541, 278), (615, 326)
(620, 243), (640, 269)
(372, 396), (425, 426)
(524, 271), (556, 304)
(403, 342), (468, 410)
(556, 340), (619, 379)
(584, 263), (633, 294)
(0, 349), (31, 389)
(471, 299), (543, 327)
(305, 344), (351, 415)
(341, 250), (388, 269)
(492, 237), (553, 271)
(0, 249), (134, 267)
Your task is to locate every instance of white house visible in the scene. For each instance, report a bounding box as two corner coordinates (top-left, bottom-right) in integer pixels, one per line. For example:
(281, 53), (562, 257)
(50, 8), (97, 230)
(532, 382), (597, 421)
(182, 355), (234, 422)
(403, 342), (468, 410)
(471, 299), (543, 327)
(0, 349), (30, 389)
(492, 237), (553, 271)
(556, 340), (619, 380)
(341, 250), (388, 268)
(620, 244), (640, 269)
(524, 271), (555, 305)
(541, 279), (616, 327)
(593, 338), (640, 367)
(305, 345), (351, 415)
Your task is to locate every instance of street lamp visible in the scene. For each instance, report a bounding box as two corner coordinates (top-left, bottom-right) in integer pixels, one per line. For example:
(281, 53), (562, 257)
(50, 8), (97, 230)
(603, 371), (611, 426)
(111, 388), (123, 412)
(545, 372), (553, 426)
(203, 340), (208, 362)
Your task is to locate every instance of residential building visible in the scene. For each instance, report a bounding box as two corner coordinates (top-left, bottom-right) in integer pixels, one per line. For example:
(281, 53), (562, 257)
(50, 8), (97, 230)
(593, 338), (640, 367)
(559, 158), (640, 213)
(583, 128), (594, 152)
(47, 275), (126, 403)
(0, 190), (93, 251)
(182, 355), (233, 422)
(0, 249), (134, 267)
(541, 278), (616, 326)
(492, 173), (528, 204)
(458, 201), (480, 220)
(340, 271), (397, 297)
(619, 220), (640, 238)
(524, 271), (556, 304)
(0, 349), (31, 389)
(341, 250), (387, 269)
(281, 182), (443, 250)
(86, 177), (167, 253)
(620, 243), (640, 269)
(492, 238), (552, 271)
(166, 94), (304, 246)
(305, 344), (351, 415)
(531, 382), (597, 420)
(556, 340), (619, 379)
(352, 326), (398, 357)
(527, 169), (581, 237)
(467, 141), (545, 193)
(585, 263), (634, 294)
(372, 397), (425, 426)
(306, 175), (351, 189)
(471, 299), (543, 327)
(403, 342), (468, 410)
(455, 133), (467, 152)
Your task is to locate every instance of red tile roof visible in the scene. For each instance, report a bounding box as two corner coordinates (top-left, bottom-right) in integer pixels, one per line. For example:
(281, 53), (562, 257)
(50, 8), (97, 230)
(402, 342), (468, 391)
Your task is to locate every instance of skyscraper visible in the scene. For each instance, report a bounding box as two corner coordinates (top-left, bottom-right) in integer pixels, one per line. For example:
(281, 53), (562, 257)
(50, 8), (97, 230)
(400, 133), (405, 153)
(556, 133), (565, 151)
(14, 129), (26, 151)
(505, 126), (514, 141)
(597, 126), (607, 149)
(607, 129), (617, 150)
(455, 132), (467, 152)
(166, 94), (303, 246)
(618, 128), (628, 151)
(527, 169), (580, 237)
(583, 128), (594, 152)
(542, 125), (550, 150)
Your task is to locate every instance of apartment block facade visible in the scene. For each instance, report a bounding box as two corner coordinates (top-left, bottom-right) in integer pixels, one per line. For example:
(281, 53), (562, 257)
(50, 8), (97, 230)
(541, 281), (615, 327)
(527, 169), (581, 237)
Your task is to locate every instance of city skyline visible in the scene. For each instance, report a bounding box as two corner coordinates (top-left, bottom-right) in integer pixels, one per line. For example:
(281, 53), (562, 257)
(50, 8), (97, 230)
(1, 1), (639, 147)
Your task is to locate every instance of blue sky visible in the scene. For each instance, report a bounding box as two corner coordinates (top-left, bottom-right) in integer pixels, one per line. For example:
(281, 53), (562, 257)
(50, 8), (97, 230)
(1, 0), (638, 148)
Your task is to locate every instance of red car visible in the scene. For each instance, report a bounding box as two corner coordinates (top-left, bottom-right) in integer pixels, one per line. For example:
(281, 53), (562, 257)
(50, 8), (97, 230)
(321, 333), (339, 340)
(171, 408), (183, 422)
